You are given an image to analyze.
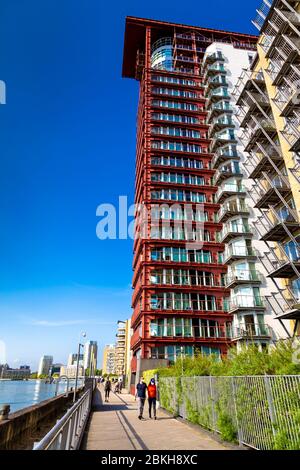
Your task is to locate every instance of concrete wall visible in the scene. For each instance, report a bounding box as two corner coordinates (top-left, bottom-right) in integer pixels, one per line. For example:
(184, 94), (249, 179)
(0, 390), (82, 450)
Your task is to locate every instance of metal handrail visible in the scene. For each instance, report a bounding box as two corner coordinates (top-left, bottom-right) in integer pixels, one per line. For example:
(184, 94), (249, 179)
(33, 389), (91, 450)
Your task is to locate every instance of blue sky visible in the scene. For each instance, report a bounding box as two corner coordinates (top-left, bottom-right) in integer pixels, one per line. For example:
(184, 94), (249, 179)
(0, 0), (258, 371)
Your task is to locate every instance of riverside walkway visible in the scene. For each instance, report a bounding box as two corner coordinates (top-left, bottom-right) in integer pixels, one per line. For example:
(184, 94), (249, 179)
(81, 386), (231, 450)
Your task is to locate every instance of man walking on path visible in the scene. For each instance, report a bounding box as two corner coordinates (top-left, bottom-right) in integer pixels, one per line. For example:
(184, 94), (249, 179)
(135, 376), (147, 420)
(147, 378), (157, 420)
(104, 377), (112, 402)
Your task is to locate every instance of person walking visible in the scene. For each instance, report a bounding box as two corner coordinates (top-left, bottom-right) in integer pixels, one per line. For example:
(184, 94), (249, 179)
(118, 376), (123, 394)
(104, 377), (111, 402)
(135, 376), (147, 420)
(147, 378), (157, 420)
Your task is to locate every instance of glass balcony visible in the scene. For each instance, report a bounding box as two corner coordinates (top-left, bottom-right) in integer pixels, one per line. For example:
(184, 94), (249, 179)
(225, 270), (263, 288)
(223, 246), (257, 264)
(202, 51), (225, 69)
(231, 323), (270, 340)
(217, 222), (252, 244)
(206, 75), (228, 90)
(217, 201), (249, 223)
(209, 115), (235, 138)
(207, 101), (233, 123)
(211, 133), (237, 153)
(228, 295), (265, 312)
(211, 147), (239, 169)
(207, 87), (229, 103)
(215, 184), (246, 204)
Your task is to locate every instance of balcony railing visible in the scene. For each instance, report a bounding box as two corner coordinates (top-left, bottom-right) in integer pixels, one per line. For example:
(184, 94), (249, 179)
(214, 167), (242, 186)
(225, 270), (263, 287)
(150, 274), (224, 288)
(228, 295), (265, 312)
(215, 184), (246, 203)
(223, 246), (257, 263)
(231, 323), (270, 339)
(217, 202), (249, 223)
(150, 325), (232, 340)
(217, 223), (252, 243)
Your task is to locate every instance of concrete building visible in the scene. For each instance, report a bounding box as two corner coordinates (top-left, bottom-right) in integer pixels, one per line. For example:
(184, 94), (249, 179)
(234, 0), (300, 339)
(202, 40), (290, 351)
(83, 341), (98, 373)
(0, 364), (31, 380)
(67, 353), (84, 367)
(122, 17), (262, 382)
(102, 344), (116, 375)
(115, 319), (132, 377)
(60, 364), (84, 379)
(37, 355), (53, 377)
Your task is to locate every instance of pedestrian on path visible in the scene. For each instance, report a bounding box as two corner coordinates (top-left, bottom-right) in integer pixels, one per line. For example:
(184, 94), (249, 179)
(147, 378), (157, 420)
(135, 376), (147, 420)
(104, 378), (112, 402)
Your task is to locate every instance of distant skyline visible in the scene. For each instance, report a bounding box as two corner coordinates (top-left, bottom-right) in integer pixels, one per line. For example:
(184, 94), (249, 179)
(0, 0), (258, 370)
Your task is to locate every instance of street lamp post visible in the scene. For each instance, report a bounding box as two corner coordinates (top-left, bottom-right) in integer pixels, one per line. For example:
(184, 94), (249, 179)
(73, 332), (86, 403)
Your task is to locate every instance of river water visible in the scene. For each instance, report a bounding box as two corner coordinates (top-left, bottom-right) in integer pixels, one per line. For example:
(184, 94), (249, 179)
(0, 379), (84, 413)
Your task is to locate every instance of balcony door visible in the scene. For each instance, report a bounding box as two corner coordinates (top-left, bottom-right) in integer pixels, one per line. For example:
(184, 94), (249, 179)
(244, 314), (255, 336)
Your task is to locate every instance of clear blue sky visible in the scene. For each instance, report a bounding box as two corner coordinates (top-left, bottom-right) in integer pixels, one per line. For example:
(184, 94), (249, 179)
(0, 0), (258, 371)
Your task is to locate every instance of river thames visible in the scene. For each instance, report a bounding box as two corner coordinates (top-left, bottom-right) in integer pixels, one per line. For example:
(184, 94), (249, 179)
(0, 379), (84, 413)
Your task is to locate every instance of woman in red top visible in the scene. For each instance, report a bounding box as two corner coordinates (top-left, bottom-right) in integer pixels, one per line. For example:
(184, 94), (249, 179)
(147, 378), (157, 420)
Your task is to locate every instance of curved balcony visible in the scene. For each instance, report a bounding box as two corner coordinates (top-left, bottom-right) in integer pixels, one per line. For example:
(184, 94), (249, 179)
(206, 87), (230, 109)
(231, 323), (271, 341)
(207, 102), (233, 123)
(217, 223), (253, 244)
(214, 164), (242, 186)
(209, 115), (235, 138)
(211, 132), (237, 153)
(225, 270), (263, 289)
(228, 295), (265, 313)
(203, 63), (226, 83)
(215, 184), (246, 204)
(206, 75), (228, 90)
(223, 246), (258, 265)
(217, 201), (249, 223)
(211, 147), (239, 169)
(202, 51), (225, 69)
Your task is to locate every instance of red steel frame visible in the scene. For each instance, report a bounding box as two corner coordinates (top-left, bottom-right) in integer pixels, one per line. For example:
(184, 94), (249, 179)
(122, 17), (257, 376)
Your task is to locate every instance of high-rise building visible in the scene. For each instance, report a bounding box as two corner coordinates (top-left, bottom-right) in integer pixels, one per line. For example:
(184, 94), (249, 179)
(83, 341), (98, 373)
(233, 0), (300, 337)
(38, 355), (53, 377)
(67, 353), (84, 367)
(202, 40), (292, 349)
(115, 319), (132, 377)
(102, 344), (116, 375)
(122, 17), (266, 381)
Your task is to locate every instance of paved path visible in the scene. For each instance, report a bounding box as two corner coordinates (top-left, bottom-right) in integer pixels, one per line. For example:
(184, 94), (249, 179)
(81, 386), (230, 450)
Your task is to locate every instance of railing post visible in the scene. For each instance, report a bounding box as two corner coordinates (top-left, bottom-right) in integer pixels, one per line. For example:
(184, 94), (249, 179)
(231, 377), (242, 446)
(264, 376), (277, 439)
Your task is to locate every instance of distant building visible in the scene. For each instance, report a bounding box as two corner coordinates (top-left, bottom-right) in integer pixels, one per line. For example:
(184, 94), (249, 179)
(0, 364), (31, 380)
(83, 341), (98, 372)
(60, 364), (84, 379)
(115, 320), (131, 378)
(102, 344), (116, 375)
(51, 363), (64, 375)
(38, 355), (53, 377)
(67, 353), (84, 367)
